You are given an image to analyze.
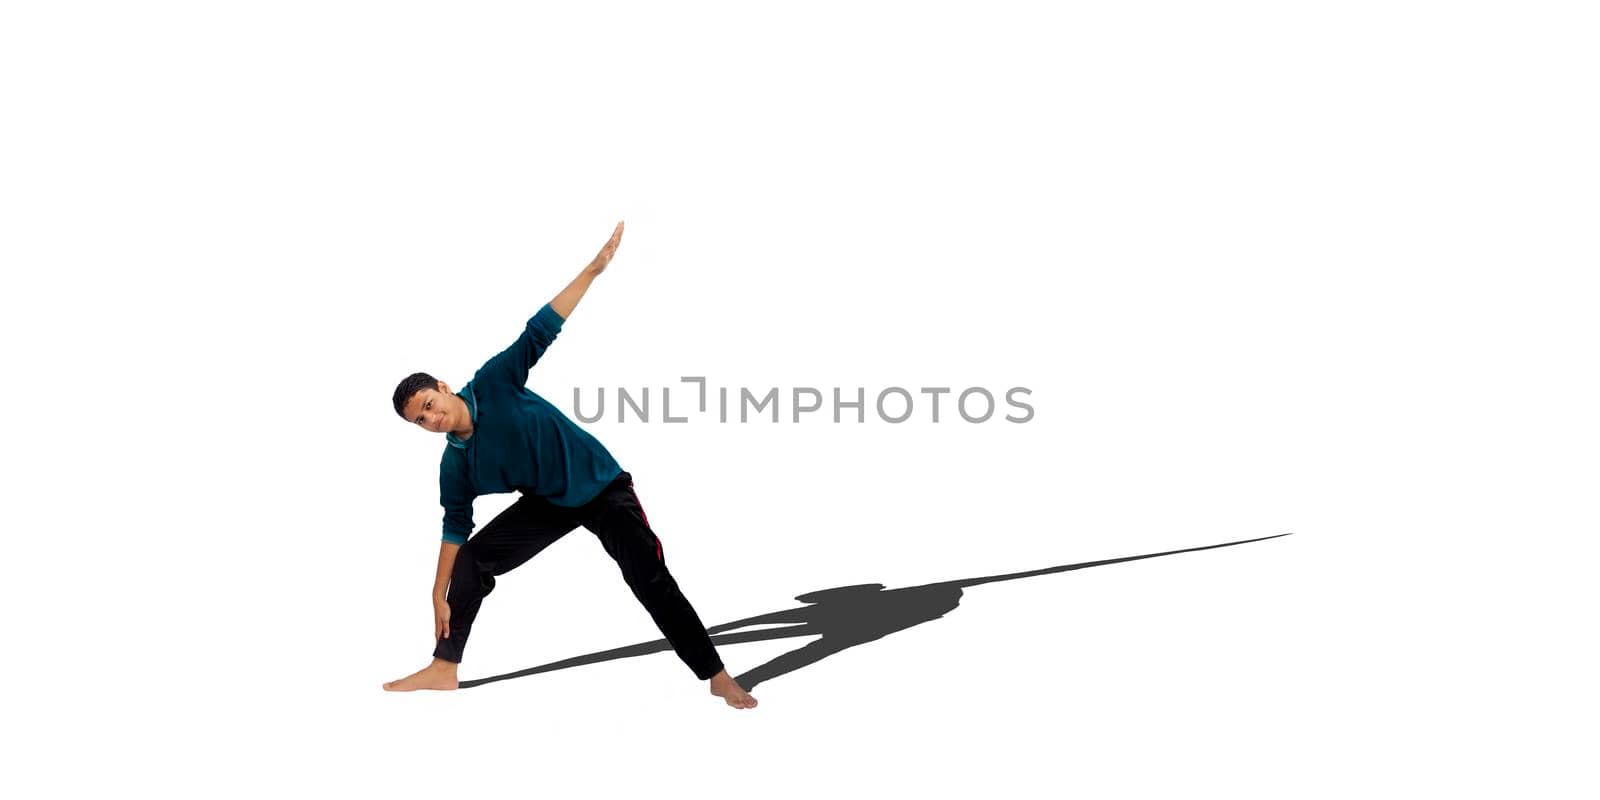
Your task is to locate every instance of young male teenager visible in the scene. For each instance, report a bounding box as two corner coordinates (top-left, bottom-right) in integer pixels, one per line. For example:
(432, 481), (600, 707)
(382, 221), (757, 710)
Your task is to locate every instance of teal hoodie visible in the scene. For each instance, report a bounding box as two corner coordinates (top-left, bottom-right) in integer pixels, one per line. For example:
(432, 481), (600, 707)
(438, 303), (622, 544)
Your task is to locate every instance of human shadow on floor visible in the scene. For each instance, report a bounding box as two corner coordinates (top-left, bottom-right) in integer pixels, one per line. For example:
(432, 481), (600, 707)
(459, 532), (1291, 690)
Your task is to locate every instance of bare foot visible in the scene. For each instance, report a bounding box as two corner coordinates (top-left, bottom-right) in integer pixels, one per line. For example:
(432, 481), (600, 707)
(382, 658), (460, 692)
(709, 669), (758, 709)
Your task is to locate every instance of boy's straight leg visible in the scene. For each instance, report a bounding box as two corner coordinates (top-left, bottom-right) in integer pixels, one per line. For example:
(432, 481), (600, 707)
(434, 493), (579, 664)
(578, 472), (726, 681)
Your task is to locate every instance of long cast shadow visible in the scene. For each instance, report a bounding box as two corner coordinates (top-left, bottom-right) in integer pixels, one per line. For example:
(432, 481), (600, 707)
(460, 532), (1292, 690)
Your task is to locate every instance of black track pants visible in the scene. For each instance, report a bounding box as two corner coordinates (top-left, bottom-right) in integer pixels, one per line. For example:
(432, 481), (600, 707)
(432, 471), (726, 681)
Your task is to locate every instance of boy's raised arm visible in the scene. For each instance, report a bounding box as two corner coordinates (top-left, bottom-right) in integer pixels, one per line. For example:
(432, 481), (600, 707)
(550, 220), (624, 319)
(476, 221), (625, 385)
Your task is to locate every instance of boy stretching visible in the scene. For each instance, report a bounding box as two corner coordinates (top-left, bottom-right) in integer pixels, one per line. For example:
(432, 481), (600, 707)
(382, 221), (757, 709)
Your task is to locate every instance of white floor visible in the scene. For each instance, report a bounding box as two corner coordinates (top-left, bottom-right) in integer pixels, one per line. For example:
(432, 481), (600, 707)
(6, 3), (1595, 797)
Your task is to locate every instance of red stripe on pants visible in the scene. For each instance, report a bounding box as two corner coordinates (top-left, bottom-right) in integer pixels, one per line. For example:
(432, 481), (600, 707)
(630, 475), (663, 562)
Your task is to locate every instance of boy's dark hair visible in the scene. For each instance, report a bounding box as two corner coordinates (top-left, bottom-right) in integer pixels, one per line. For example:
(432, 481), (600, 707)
(392, 372), (441, 419)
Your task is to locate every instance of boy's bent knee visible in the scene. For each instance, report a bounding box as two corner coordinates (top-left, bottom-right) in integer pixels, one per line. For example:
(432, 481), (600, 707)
(629, 567), (679, 598)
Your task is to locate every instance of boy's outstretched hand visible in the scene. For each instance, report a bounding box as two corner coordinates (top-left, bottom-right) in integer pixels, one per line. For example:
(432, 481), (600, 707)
(585, 221), (625, 276)
(552, 220), (625, 319)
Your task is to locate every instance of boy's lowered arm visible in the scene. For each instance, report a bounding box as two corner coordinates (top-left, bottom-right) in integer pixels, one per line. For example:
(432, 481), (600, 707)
(549, 220), (624, 320)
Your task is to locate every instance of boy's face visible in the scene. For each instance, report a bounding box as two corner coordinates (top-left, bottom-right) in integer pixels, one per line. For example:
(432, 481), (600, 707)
(401, 382), (462, 434)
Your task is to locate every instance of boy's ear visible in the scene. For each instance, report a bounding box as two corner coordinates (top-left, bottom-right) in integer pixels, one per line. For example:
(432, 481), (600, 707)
(437, 380), (451, 394)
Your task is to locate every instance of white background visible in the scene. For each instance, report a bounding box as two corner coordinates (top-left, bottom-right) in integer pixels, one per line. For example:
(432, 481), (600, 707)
(3, 2), (1596, 797)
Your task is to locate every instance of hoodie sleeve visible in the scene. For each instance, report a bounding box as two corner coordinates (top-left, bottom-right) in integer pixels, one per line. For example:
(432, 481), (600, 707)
(475, 303), (566, 388)
(439, 448), (476, 545)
